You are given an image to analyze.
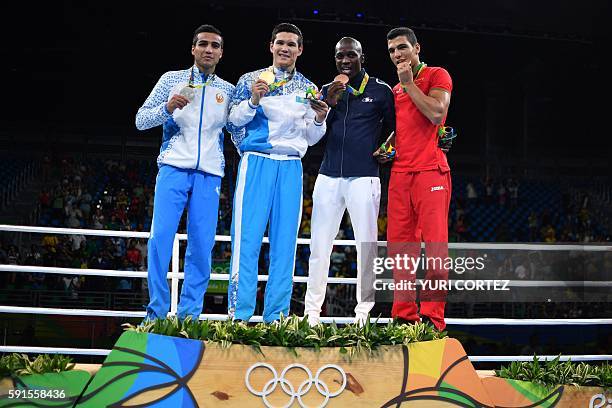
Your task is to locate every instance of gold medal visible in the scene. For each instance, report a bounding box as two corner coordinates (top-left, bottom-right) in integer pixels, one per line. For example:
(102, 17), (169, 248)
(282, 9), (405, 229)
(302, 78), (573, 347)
(179, 86), (196, 102)
(259, 71), (275, 85)
(334, 74), (349, 85)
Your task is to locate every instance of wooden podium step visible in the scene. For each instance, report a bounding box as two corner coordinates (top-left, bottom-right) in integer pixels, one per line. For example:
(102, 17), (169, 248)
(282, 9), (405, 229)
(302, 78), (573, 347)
(72, 331), (585, 407)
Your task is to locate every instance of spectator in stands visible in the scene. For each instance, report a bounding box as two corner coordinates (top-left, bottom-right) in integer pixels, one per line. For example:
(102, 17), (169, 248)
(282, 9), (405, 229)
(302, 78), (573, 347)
(497, 182), (507, 206)
(0, 241), (8, 264)
(329, 246), (346, 277)
(455, 214), (468, 241)
(528, 211), (538, 241)
(466, 182), (477, 202)
(507, 178), (519, 207)
(66, 204), (82, 228)
(126, 239), (142, 269)
(62, 275), (81, 299)
(541, 224), (556, 243)
(514, 260), (528, 279)
(39, 189), (51, 209)
(377, 211), (388, 240)
(484, 177), (494, 204)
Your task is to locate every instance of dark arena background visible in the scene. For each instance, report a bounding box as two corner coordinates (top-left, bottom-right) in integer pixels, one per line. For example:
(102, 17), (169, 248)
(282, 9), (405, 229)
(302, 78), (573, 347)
(0, 0), (610, 389)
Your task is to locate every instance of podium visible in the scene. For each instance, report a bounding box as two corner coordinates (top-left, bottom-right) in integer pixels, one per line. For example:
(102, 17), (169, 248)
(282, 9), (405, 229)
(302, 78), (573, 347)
(0, 331), (605, 407)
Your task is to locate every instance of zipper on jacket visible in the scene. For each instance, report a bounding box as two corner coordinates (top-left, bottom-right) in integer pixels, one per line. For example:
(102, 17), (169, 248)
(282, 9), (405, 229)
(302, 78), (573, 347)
(195, 73), (207, 170)
(340, 94), (349, 177)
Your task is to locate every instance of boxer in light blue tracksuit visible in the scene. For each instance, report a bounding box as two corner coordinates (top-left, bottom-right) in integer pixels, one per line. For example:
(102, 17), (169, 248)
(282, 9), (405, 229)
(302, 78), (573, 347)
(135, 25), (242, 321)
(227, 23), (329, 322)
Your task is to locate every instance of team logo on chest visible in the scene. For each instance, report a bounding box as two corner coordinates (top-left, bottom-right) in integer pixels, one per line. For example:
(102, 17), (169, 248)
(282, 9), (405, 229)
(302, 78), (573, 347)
(215, 93), (224, 103)
(362, 96), (374, 103)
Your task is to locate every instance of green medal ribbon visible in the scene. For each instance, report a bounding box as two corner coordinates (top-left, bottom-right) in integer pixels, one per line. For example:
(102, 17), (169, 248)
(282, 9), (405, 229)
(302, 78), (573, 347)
(346, 73), (369, 96)
(268, 78), (289, 91)
(187, 65), (215, 89)
(413, 62), (426, 80)
(264, 66), (294, 92)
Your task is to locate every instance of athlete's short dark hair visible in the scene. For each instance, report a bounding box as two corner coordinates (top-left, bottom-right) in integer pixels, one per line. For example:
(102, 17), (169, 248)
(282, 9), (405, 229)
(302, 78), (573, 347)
(271, 23), (303, 47)
(192, 24), (223, 47)
(386, 27), (417, 46)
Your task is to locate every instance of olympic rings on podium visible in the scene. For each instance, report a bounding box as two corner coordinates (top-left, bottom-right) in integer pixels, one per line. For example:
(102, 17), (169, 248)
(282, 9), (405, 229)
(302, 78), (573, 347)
(245, 362), (347, 408)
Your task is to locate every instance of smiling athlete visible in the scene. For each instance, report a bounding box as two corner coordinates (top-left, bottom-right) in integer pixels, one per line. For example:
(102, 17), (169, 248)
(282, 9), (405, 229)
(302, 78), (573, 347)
(304, 37), (395, 326)
(227, 23), (329, 322)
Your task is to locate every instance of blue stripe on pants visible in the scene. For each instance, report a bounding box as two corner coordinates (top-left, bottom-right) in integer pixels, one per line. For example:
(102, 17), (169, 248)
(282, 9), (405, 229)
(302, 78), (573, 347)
(146, 165), (220, 320)
(228, 154), (302, 322)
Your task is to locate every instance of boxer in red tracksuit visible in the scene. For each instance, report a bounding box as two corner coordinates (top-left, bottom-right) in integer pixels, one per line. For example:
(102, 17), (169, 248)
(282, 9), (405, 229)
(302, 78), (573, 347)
(384, 27), (452, 330)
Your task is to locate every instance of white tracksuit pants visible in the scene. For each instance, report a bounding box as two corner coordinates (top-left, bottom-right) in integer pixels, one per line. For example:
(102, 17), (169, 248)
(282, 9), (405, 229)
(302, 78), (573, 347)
(305, 174), (381, 319)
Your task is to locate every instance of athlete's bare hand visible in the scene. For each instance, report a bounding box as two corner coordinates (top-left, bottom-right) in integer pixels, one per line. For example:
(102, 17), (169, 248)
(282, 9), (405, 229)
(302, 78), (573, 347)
(310, 99), (329, 123)
(166, 95), (190, 113)
(325, 81), (346, 107)
(250, 79), (269, 106)
(373, 146), (394, 163)
(397, 61), (414, 86)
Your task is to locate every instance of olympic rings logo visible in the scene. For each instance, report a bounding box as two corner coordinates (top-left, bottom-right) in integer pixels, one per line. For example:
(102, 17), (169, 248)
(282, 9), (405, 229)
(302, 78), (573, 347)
(245, 362), (347, 408)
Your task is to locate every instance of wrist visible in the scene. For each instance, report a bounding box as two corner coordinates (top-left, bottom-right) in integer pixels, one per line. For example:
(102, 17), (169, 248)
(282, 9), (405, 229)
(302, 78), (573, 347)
(248, 98), (259, 109)
(400, 83), (412, 93)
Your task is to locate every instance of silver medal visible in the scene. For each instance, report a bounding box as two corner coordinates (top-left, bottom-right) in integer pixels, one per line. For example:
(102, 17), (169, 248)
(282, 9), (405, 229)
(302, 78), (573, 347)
(179, 86), (196, 102)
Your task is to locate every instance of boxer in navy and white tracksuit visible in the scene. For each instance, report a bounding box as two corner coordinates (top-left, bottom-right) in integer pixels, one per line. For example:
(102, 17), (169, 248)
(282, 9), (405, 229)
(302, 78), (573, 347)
(304, 37), (395, 326)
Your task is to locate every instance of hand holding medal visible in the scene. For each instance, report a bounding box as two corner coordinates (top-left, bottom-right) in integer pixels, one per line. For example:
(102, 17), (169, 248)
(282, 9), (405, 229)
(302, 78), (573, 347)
(309, 95), (329, 123)
(177, 66), (198, 105)
(325, 74), (348, 107)
(297, 86), (328, 123)
(251, 71), (273, 106)
(373, 132), (396, 163)
(169, 66), (216, 113)
(167, 93), (191, 113)
(259, 71), (275, 86)
(178, 86), (196, 102)
(437, 126), (457, 153)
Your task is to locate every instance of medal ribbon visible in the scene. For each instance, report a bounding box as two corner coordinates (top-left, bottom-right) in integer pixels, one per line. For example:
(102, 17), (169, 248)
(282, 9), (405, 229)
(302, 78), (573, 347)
(268, 78), (288, 91)
(413, 62), (426, 80)
(266, 66), (294, 91)
(187, 65), (215, 89)
(346, 73), (369, 96)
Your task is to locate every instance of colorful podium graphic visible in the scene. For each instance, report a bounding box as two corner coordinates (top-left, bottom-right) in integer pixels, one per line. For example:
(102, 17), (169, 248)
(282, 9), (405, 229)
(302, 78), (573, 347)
(0, 370), (91, 407)
(1, 331), (606, 407)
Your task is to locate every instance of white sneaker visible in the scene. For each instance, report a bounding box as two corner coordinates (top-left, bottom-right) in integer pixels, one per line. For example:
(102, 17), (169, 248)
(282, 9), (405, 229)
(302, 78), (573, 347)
(355, 313), (368, 327)
(306, 314), (320, 327)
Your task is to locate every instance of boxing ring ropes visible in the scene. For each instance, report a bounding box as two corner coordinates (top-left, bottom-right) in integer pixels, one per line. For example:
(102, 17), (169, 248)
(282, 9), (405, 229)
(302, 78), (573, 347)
(0, 224), (610, 363)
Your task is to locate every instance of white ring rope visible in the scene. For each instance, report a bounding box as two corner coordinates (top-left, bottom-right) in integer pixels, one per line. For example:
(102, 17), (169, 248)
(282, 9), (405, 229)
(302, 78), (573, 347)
(1, 265), (610, 287)
(0, 346), (111, 355)
(0, 306), (610, 326)
(0, 225), (610, 364)
(2, 224), (611, 251)
(0, 346), (609, 362)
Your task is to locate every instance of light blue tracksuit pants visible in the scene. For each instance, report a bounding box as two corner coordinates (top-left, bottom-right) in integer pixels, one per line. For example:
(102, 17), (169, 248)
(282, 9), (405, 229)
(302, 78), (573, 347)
(146, 165), (221, 320)
(228, 153), (303, 322)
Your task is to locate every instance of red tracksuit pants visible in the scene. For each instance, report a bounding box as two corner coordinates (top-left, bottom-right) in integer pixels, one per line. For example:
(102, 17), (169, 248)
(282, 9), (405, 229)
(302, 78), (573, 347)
(387, 169), (451, 330)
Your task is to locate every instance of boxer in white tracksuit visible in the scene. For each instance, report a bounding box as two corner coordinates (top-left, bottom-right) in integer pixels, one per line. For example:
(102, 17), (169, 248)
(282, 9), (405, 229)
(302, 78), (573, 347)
(227, 23), (329, 322)
(135, 25), (241, 321)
